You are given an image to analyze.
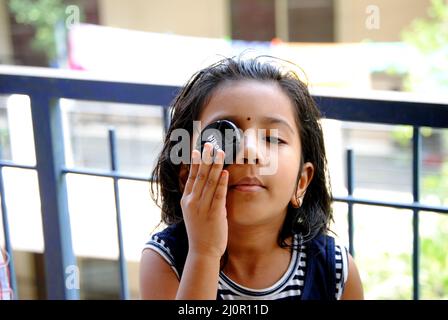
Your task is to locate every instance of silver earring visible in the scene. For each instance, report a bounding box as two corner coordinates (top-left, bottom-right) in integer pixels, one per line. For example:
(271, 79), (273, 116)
(297, 190), (307, 208)
(292, 197), (302, 208)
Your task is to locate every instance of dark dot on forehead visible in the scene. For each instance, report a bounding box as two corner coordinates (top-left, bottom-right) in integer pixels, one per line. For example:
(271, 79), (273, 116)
(247, 117), (251, 121)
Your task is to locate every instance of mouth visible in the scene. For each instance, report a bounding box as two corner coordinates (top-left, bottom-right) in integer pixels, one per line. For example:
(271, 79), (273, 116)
(229, 176), (266, 192)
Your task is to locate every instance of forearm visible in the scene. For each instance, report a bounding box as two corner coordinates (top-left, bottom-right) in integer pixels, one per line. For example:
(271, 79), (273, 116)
(176, 252), (221, 300)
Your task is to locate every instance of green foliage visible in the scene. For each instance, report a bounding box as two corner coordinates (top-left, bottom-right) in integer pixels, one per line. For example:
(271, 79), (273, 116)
(402, 0), (448, 54)
(361, 251), (413, 299)
(391, 126), (413, 148)
(8, 0), (84, 63)
(401, 0), (448, 93)
(391, 126), (433, 149)
(388, 126), (448, 298)
(390, 125), (448, 205)
(420, 219), (448, 299)
(423, 160), (448, 204)
(359, 216), (448, 300)
(0, 127), (10, 156)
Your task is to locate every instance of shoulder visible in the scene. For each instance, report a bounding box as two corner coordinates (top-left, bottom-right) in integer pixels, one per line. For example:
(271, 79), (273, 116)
(330, 237), (364, 300)
(143, 222), (188, 279)
(148, 221), (187, 243)
(140, 222), (187, 299)
(140, 246), (179, 299)
(340, 252), (364, 300)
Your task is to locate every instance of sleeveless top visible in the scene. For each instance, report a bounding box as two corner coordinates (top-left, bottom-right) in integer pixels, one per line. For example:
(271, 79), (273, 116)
(144, 222), (348, 300)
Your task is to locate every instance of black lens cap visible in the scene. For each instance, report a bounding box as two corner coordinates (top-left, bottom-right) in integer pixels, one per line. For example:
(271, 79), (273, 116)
(195, 120), (241, 167)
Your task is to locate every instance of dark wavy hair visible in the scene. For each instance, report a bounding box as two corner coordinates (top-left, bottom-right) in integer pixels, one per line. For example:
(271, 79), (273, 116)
(150, 56), (333, 245)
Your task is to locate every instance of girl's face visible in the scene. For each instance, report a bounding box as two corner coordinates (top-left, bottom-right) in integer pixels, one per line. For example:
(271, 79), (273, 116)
(195, 80), (314, 228)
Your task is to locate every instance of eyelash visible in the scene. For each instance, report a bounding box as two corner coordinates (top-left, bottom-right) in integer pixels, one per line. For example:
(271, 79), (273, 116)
(264, 136), (286, 144)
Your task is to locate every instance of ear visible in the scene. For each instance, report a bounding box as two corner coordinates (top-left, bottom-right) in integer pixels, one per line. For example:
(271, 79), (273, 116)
(290, 162), (314, 208)
(178, 163), (189, 193)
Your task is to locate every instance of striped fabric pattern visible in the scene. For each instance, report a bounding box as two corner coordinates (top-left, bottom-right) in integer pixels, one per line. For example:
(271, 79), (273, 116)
(335, 243), (349, 299)
(145, 234), (348, 300)
(217, 235), (306, 300)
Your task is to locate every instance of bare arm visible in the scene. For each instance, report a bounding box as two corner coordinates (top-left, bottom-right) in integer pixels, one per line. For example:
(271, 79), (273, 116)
(176, 252), (221, 299)
(340, 253), (364, 300)
(140, 248), (179, 299)
(139, 249), (222, 300)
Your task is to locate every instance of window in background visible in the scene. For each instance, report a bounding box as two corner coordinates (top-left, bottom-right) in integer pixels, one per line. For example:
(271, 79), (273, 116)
(230, 0), (335, 43)
(287, 0), (334, 42)
(230, 0), (276, 41)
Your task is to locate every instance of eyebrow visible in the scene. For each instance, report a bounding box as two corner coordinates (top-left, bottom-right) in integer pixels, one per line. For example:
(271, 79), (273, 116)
(205, 115), (296, 134)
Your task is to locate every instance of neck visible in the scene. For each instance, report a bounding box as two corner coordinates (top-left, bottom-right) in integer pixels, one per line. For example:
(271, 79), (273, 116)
(223, 214), (293, 287)
(227, 221), (282, 256)
(225, 211), (291, 267)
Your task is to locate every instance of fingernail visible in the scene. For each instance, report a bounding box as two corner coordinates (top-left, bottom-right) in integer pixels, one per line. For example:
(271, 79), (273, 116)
(206, 143), (213, 152)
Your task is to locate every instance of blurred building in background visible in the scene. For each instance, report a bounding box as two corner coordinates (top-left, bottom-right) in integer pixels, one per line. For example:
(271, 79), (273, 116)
(0, 0), (433, 66)
(0, 0), (447, 300)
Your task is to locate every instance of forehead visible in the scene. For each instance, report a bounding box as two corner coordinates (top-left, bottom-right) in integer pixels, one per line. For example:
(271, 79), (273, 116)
(199, 80), (297, 129)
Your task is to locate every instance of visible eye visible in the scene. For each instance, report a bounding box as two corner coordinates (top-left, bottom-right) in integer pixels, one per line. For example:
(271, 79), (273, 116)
(265, 136), (285, 144)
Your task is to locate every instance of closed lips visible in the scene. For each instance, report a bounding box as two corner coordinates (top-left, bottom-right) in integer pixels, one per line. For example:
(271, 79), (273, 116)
(230, 177), (265, 189)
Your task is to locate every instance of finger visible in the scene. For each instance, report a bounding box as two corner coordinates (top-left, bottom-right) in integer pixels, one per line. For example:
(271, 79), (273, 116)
(191, 143), (214, 200)
(200, 149), (225, 211)
(210, 169), (229, 214)
(183, 149), (200, 195)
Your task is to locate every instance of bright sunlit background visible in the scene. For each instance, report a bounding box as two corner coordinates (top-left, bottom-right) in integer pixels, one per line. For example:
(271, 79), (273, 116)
(0, 0), (447, 300)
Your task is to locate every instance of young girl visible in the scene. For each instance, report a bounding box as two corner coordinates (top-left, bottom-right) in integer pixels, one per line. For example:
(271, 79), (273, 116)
(140, 56), (364, 300)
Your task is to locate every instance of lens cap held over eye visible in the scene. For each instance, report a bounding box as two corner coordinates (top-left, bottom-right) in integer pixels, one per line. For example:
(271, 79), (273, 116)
(195, 120), (241, 167)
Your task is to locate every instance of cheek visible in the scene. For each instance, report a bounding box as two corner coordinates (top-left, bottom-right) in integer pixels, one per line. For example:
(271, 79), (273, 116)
(274, 164), (300, 194)
(275, 148), (301, 187)
(276, 145), (301, 167)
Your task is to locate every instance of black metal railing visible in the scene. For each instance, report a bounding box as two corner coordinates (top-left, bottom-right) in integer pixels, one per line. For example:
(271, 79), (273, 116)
(0, 66), (447, 300)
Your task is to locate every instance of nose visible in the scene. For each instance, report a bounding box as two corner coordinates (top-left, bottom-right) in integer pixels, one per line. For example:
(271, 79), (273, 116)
(235, 128), (267, 165)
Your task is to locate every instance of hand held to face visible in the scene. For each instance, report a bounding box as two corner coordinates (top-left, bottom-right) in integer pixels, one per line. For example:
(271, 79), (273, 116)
(180, 143), (229, 259)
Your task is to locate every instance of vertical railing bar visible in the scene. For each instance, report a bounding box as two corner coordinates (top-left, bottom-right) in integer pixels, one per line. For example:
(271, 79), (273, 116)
(347, 149), (355, 257)
(412, 126), (421, 300)
(0, 153), (18, 299)
(31, 95), (78, 299)
(108, 128), (129, 300)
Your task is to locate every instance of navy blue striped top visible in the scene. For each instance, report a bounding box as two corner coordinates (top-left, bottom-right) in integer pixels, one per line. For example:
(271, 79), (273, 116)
(145, 224), (348, 300)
